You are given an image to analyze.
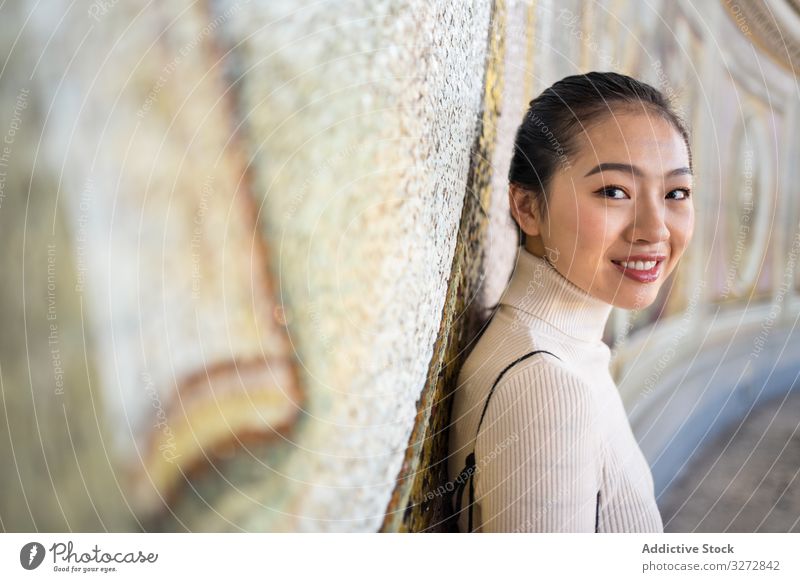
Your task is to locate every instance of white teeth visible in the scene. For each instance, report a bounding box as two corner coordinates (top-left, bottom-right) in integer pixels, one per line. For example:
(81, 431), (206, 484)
(617, 260), (657, 270)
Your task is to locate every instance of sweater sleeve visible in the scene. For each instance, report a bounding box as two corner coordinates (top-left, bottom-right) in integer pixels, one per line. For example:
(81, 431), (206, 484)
(473, 361), (602, 532)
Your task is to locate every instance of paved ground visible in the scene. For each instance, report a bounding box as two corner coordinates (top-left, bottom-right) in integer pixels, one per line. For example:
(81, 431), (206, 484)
(658, 390), (800, 532)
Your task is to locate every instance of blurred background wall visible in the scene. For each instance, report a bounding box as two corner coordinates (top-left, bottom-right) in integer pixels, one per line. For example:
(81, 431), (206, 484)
(0, 0), (798, 532)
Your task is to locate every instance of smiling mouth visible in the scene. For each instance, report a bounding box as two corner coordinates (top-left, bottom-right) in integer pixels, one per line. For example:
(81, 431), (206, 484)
(610, 259), (665, 283)
(611, 259), (661, 271)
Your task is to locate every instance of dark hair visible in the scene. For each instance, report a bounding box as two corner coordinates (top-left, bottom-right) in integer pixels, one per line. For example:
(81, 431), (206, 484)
(508, 71), (692, 246)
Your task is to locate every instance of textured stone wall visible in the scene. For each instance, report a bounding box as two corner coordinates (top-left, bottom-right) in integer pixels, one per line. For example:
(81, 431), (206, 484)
(1, 0), (798, 533)
(0, 0), (498, 532)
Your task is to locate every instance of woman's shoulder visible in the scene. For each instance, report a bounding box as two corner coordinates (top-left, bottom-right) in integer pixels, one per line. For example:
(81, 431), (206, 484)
(458, 318), (568, 388)
(480, 356), (602, 445)
(469, 327), (593, 407)
(460, 341), (591, 412)
(495, 351), (593, 397)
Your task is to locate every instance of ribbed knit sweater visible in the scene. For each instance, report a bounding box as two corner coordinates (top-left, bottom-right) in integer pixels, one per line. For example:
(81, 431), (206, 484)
(448, 247), (663, 532)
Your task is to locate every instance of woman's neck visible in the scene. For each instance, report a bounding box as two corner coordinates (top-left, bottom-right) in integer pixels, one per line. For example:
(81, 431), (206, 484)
(499, 246), (613, 343)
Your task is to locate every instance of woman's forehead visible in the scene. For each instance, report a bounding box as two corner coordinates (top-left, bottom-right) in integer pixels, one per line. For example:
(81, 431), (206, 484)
(570, 113), (691, 177)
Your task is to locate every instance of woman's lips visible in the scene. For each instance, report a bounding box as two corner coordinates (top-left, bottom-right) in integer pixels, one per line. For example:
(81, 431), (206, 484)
(611, 259), (664, 283)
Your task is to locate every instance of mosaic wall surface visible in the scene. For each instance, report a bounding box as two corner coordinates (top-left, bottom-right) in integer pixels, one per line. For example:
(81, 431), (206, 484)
(1, 0), (798, 532)
(1, 0), (496, 532)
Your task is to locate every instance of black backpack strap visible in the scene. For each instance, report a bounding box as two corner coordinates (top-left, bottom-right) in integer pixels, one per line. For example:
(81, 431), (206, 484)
(595, 491), (601, 533)
(453, 349), (561, 532)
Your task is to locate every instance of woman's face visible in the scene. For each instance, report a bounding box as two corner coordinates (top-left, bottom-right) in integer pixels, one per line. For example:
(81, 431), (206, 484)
(515, 110), (695, 310)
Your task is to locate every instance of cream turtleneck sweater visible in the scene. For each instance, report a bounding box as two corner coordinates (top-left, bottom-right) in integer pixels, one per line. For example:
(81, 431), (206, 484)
(448, 247), (663, 532)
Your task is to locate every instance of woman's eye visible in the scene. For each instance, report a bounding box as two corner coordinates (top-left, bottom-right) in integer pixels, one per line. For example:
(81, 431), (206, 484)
(595, 186), (691, 200)
(598, 186), (627, 199)
(667, 188), (691, 200)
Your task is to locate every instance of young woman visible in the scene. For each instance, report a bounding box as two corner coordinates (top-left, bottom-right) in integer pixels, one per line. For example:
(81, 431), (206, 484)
(448, 72), (695, 532)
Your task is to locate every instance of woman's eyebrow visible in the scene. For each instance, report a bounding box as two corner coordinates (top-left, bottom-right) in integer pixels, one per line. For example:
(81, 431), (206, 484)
(583, 162), (692, 178)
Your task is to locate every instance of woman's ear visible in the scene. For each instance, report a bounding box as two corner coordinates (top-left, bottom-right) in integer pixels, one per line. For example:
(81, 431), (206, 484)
(508, 184), (541, 237)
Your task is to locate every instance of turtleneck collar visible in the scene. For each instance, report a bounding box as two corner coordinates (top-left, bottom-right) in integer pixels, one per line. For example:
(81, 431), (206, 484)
(498, 247), (613, 343)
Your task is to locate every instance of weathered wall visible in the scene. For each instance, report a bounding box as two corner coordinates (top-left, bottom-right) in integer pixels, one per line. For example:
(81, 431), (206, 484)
(1, 0), (498, 532)
(1, 0), (798, 532)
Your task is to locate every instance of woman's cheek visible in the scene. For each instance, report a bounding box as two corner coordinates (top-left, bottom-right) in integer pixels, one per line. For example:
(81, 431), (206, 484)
(669, 210), (694, 253)
(686, 207), (696, 244)
(581, 209), (623, 252)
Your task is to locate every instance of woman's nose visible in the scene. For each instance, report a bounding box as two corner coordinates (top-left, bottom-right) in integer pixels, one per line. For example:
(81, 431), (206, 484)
(628, 194), (670, 243)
